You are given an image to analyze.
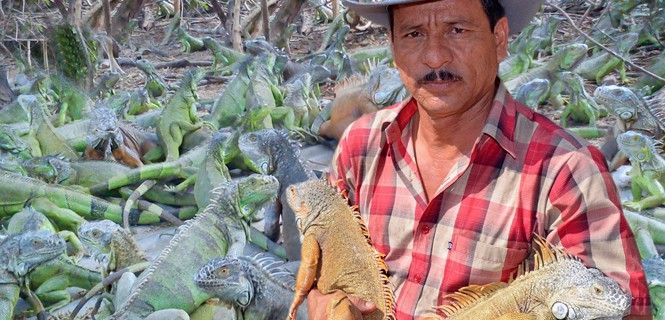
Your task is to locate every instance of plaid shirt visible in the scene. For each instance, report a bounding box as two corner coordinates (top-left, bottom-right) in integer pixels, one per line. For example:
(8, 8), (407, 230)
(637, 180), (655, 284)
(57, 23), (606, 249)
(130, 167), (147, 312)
(327, 84), (651, 318)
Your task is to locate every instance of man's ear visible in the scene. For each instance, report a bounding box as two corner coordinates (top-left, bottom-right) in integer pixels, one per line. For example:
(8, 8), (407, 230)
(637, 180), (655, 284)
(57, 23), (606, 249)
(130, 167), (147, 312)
(494, 16), (509, 62)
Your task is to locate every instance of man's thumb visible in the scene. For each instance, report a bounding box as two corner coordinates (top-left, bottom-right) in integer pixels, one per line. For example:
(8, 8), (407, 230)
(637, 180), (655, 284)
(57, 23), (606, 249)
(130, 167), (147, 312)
(348, 295), (377, 314)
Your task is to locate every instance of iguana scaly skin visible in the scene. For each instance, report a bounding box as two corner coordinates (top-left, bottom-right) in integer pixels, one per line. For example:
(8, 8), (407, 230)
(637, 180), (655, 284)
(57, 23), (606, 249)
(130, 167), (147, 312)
(239, 129), (317, 260)
(6, 208), (101, 311)
(431, 236), (631, 320)
(157, 69), (205, 161)
(284, 179), (395, 320)
(195, 253), (307, 320)
(514, 78), (550, 108)
(0, 230), (66, 320)
(617, 131), (665, 211)
(78, 220), (148, 274)
(109, 174), (279, 319)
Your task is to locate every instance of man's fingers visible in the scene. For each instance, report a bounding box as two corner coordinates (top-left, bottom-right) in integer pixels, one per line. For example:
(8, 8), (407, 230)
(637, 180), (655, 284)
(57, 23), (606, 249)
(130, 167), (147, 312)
(348, 295), (377, 314)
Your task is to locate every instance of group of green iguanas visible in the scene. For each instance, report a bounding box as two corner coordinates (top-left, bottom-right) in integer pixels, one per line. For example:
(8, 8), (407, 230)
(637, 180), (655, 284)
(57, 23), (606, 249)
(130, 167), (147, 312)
(0, 0), (664, 319)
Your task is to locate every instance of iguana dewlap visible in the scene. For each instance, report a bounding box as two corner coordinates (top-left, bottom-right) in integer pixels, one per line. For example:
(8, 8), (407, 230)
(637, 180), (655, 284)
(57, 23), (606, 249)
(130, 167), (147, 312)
(284, 179), (395, 320)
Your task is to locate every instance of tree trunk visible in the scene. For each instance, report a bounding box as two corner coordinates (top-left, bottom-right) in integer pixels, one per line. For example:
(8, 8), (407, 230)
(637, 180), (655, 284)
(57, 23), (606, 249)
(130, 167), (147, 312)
(269, 0), (305, 49)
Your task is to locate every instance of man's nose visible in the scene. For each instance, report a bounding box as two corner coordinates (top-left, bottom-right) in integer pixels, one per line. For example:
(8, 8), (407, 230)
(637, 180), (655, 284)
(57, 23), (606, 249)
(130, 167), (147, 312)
(422, 36), (453, 70)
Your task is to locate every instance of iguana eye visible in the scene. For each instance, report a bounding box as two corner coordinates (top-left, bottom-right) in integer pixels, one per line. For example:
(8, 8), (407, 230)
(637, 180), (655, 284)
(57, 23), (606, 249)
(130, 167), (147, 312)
(216, 267), (229, 277)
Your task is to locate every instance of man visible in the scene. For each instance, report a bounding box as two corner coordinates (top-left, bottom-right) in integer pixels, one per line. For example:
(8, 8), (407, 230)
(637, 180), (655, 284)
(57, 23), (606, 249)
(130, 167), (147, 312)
(310, 0), (652, 319)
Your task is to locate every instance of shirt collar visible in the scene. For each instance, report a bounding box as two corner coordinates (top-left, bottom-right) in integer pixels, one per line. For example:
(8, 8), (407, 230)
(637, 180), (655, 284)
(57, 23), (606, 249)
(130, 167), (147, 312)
(381, 82), (517, 158)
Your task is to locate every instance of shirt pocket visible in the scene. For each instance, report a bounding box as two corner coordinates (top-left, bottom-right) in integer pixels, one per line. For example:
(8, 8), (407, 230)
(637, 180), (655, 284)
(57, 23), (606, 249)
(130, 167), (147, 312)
(447, 232), (530, 283)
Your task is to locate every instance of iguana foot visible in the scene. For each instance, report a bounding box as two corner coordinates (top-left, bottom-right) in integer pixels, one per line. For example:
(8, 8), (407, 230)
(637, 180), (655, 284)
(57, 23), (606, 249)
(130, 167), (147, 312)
(623, 201), (644, 212)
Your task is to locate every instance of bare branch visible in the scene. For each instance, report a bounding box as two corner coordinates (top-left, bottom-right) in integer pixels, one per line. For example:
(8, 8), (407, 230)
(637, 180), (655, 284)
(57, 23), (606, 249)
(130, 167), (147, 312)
(546, 0), (665, 83)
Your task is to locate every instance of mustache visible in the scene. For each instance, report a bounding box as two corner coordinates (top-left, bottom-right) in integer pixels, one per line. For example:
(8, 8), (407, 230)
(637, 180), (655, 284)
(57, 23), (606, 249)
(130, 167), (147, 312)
(418, 69), (462, 83)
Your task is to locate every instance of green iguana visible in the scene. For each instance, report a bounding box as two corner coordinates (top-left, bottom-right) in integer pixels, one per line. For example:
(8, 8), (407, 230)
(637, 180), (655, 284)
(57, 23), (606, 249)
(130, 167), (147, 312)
(6, 208), (101, 312)
(284, 179), (395, 320)
(195, 253), (307, 320)
(157, 69), (206, 161)
(593, 85), (664, 170)
(505, 43), (589, 94)
(0, 230), (66, 320)
(239, 129), (317, 260)
(634, 50), (665, 95)
(617, 130), (665, 211)
(428, 236), (631, 320)
(0, 170), (178, 230)
(553, 71), (606, 128)
(0, 124), (33, 160)
(109, 174), (279, 319)
(514, 78), (550, 108)
(0, 154), (72, 184)
(22, 94), (79, 159)
(78, 220), (148, 275)
(574, 32), (639, 84)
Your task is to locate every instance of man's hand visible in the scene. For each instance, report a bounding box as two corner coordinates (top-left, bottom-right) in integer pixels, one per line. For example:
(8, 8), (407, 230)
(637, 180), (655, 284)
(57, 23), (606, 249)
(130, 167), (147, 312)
(306, 289), (377, 320)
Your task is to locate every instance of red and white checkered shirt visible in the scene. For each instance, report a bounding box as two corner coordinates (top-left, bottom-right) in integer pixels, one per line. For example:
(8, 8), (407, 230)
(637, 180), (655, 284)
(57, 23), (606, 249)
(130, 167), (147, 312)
(327, 84), (651, 318)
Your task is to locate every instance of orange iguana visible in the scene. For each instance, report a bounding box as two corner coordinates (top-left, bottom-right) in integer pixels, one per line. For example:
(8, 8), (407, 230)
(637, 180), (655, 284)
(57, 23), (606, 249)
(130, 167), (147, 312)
(285, 179), (395, 320)
(317, 64), (406, 140)
(426, 235), (631, 320)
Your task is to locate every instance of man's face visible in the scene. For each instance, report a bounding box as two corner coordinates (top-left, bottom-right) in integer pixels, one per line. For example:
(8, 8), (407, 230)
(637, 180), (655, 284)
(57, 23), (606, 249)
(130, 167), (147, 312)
(390, 0), (509, 116)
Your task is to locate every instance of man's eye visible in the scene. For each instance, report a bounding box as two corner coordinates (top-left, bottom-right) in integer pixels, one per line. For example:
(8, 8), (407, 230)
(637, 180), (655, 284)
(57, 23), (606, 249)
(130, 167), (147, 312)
(405, 31), (422, 38)
(452, 27), (465, 34)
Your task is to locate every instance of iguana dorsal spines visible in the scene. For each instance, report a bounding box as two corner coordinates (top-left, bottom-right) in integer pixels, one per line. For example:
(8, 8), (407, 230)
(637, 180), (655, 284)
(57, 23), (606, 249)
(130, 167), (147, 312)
(437, 283), (508, 317)
(435, 234), (631, 319)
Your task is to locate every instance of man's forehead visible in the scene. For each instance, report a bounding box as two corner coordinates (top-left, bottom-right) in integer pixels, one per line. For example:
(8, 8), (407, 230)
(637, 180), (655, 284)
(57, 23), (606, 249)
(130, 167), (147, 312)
(390, 0), (487, 28)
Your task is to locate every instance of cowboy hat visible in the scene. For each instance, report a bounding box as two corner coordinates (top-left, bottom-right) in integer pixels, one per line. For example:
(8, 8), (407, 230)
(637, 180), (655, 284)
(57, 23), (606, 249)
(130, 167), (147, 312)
(342, 0), (543, 35)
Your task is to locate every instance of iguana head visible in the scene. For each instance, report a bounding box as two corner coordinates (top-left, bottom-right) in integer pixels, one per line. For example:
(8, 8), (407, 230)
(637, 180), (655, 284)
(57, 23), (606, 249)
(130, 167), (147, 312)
(284, 179), (338, 235)
(594, 85), (639, 122)
(617, 131), (656, 164)
(87, 107), (122, 160)
(365, 64), (407, 107)
(78, 220), (122, 265)
(553, 43), (588, 70)
(23, 155), (72, 184)
(180, 68), (204, 102)
(0, 124), (32, 160)
(0, 230), (65, 277)
(515, 78), (550, 107)
(194, 256), (255, 307)
(238, 129), (281, 174)
(546, 266), (631, 320)
(236, 174), (280, 220)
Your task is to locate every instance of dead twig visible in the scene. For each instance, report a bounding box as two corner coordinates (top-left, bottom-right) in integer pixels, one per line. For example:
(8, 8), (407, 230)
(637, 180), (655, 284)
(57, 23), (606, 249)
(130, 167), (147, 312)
(546, 0), (665, 83)
(240, 0), (278, 36)
(154, 58), (212, 69)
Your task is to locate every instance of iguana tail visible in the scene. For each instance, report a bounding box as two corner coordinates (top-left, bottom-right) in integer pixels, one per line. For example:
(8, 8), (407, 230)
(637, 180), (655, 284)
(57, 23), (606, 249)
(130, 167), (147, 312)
(123, 180), (158, 229)
(88, 162), (185, 195)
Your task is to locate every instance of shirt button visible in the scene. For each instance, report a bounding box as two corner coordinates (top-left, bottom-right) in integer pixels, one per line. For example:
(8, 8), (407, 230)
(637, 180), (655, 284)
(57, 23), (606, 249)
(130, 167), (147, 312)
(421, 225), (431, 235)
